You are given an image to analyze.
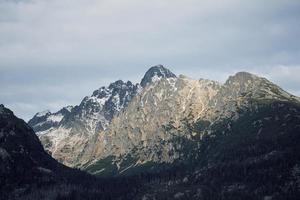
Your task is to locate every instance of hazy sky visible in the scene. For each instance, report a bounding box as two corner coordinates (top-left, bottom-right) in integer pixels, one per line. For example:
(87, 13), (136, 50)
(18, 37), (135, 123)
(1, 0), (300, 120)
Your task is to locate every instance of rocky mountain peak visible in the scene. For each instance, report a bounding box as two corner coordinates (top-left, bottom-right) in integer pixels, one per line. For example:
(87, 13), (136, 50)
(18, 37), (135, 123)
(140, 65), (177, 87)
(35, 110), (51, 118)
(63, 105), (73, 112)
(225, 71), (259, 86)
(32, 79), (139, 166)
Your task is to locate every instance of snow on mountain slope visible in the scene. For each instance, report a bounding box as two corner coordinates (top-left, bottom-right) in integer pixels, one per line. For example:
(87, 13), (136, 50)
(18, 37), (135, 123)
(34, 80), (138, 167)
(28, 106), (73, 133)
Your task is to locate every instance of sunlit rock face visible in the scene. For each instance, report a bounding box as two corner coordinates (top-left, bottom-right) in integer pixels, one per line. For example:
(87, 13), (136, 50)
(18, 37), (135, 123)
(85, 76), (221, 164)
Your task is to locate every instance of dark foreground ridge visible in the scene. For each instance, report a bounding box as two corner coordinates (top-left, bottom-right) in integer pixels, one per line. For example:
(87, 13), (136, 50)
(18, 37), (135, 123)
(0, 104), (141, 200)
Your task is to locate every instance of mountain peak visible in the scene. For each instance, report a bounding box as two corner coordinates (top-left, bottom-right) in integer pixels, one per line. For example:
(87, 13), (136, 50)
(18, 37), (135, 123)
(140, 65), (176, 87)
(63, 105), (73, 112)
(35, 110), (51, 118)
(225, 71), (259, 86)
(233, 71), (257, 79)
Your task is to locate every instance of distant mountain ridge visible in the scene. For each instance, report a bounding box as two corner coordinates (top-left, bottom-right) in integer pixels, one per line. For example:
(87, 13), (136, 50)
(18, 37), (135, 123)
(28, 106), (73, 133)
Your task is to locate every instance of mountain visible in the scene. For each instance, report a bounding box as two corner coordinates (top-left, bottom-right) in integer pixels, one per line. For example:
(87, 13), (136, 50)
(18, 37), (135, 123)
(28, 65), (177, 167)
(29, 66), (300, 176)
(78, 70), (300, 199)
(9, 65), (300, 199)
(80, 71), (300, 177)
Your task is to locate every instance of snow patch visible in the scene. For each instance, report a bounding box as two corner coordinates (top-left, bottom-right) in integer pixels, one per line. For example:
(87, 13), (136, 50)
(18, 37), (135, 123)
(47, 113), (64, 123)
(36, 110), (51, 117)
(92, 168), (105, 174)
(64, 106), (73, 112)
(112, 94), (121, 111)
(119, 164), (134, 174)
(151, 72), (162, 83)
(36, 128), (54, 135)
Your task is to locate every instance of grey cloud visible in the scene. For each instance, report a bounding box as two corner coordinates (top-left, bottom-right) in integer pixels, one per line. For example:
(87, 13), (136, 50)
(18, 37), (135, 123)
(0, 0), (300, 120)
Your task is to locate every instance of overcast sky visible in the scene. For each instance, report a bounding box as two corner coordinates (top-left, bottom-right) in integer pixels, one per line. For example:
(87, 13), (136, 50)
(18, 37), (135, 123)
(0, 0), (300, 121)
